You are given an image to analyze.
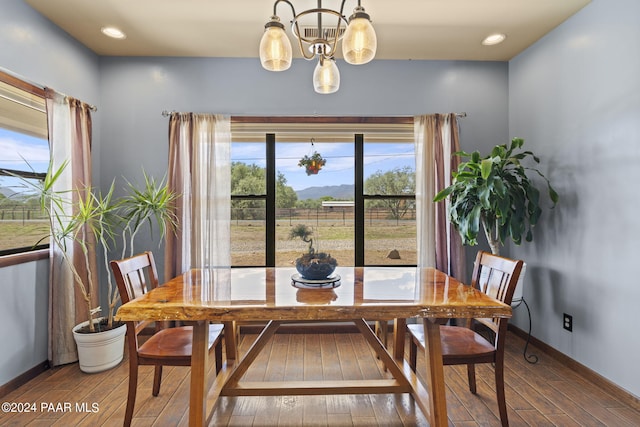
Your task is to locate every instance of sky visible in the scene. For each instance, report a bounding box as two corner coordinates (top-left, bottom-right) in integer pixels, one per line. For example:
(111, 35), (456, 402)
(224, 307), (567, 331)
(232, 141), (416, 191)
(0, 128), (49, 194)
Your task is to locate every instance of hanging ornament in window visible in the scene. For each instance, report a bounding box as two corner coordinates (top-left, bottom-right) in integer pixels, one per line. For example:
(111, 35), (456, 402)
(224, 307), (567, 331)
(298, 138), (326, 175)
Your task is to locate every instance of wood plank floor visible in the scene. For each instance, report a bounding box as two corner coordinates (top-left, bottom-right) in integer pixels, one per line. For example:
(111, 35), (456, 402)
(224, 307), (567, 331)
(1, 330), (639, 426)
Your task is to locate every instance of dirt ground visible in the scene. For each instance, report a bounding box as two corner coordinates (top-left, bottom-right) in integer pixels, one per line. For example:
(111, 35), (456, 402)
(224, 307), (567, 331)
(232, 239), (417, 267)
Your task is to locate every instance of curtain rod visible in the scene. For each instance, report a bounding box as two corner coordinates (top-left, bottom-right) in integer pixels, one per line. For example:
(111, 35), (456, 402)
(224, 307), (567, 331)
(0, 67), (97, 112)
(58, 92), (97, 112)
(162, 111), (467, 119)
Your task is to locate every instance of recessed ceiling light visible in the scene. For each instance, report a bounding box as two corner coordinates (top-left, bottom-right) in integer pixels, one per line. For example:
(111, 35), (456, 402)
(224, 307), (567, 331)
(482, 33), (506, 46)
(101, 26), (126, 40)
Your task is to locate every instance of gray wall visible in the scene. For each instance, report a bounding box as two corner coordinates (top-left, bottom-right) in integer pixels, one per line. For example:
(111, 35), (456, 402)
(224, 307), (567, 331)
(0, 0), (99, 385)
(508, 0), (640, 398)
(0, 1), (100, 103)
(0, 260), (48, 386)
(98, 56), (508, 278)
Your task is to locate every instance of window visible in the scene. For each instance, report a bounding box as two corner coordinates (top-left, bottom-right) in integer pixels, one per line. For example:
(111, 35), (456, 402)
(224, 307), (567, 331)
(230, 141), (267, 266)
(230, 117), (415, 267)
(363, 140), (416, 265)
(275, 139), (355, 267)
(0, 72), (49, 256)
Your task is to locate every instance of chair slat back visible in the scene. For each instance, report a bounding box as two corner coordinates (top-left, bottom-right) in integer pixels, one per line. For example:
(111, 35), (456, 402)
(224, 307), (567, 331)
(111, 251), (159, 304)
(110, 251), (160, 339)
(470, 251), (523, 335)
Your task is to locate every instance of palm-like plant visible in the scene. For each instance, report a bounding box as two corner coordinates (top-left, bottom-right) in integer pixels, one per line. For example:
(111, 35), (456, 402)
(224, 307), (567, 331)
(434, 137), (558, 255)
(118, 171), (179, 258)
(29, 162), (178, 332)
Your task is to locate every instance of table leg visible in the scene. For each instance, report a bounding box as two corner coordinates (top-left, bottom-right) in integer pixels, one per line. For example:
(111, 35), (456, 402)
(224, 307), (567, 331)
(422, 318), (447, 427)
(189, 320), (209, 427)
(223, 321), (238, 360)
(393, 318), (406, 360)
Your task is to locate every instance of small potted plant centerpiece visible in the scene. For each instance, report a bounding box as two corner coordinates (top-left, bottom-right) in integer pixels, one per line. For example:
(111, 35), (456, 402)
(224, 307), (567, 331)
(289, 224), (337, 281)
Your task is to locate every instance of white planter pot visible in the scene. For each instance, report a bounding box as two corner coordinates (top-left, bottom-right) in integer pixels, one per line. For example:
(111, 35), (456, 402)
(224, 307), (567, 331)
(72, 318), (126, 373)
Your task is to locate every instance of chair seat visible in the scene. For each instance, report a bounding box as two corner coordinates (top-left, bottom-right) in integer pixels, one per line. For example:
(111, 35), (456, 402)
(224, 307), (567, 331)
(407, 324), (495, 362)
(138, 324), (224, 360)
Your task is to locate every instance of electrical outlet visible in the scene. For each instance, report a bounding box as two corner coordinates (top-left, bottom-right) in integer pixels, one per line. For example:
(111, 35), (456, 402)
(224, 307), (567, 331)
(563, 313), (573, 332)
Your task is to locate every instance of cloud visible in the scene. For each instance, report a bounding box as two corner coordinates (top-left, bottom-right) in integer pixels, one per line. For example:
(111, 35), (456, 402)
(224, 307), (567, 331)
(0, 134), (49, 170)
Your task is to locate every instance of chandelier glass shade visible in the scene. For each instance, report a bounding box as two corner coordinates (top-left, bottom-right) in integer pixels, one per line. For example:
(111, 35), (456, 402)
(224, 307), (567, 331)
(342, 7), (376, 64)
(313, 57), (340, 94)
(259, 17), (293, 71)
(259, 0), (376, 94)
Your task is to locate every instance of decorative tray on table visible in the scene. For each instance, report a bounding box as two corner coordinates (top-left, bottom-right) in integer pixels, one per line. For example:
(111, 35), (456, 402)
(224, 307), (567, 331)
(291, 274), (341, 289)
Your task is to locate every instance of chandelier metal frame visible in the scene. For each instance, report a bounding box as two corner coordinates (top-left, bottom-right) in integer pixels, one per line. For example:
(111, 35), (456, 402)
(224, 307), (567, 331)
(260, 0), (376, 94)
(274, 1), (350, 61)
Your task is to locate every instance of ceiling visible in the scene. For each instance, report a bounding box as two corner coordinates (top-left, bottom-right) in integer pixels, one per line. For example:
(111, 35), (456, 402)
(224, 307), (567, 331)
(25, 0), (590, 61)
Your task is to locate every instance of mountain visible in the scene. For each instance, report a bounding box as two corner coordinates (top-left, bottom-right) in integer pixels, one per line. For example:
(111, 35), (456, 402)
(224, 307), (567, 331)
(296, 184), (354, 200)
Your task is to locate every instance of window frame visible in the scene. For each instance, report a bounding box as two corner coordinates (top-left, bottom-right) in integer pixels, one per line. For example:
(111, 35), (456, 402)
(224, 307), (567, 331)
(0, 71), (49, 263)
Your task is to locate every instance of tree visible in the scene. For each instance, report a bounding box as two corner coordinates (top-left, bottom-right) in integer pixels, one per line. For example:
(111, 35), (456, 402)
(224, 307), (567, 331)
(230, 162), (297, 218)
(364, 166), (416, 220)
(295, 198), (322, 209)
(276, 172), (297, 208)
(231, 162), (265, 195)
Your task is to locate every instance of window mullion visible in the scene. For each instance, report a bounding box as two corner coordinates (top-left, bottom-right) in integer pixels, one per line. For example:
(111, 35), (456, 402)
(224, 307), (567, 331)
(354, 134), (364, 266)
(266, 133), (276, 266)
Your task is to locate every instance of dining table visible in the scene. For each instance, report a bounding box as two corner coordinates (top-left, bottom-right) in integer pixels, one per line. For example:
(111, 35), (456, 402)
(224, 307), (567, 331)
(115, 266), (512, 427)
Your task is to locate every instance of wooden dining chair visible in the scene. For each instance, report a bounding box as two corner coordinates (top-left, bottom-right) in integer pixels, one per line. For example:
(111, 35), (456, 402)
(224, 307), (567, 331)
(110, 251), (224, 427)
(407, 251), (524, 427)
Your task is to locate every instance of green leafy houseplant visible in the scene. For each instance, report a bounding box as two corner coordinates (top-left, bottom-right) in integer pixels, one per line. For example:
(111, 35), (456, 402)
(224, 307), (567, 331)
(289, 224), (337, 280)
(30, 161), (178, 333)
(433, 138), (558, 255)
(298, 152), (326, 175)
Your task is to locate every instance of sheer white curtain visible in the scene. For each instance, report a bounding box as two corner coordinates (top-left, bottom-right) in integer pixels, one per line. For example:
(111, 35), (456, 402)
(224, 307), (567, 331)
(45, 88), (96, 365)
(166, 113), (231, 278)
(414, 114), (465, 279)
(414, 115), (436, 268)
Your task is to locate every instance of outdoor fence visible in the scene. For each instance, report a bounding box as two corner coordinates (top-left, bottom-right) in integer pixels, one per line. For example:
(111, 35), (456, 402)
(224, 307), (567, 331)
(231, 207), (417, 227)
(0, 207), (48, 222)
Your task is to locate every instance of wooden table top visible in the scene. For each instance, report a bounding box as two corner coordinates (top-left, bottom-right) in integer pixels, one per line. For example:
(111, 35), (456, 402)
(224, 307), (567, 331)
(115, 266), (512, 323)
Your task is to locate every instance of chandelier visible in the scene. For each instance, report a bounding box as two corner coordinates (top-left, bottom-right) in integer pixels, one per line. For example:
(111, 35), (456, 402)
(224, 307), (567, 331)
(259, 0), (377, 94)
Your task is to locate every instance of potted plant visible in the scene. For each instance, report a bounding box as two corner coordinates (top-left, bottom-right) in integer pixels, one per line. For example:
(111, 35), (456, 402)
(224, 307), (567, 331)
(298, 151), (326, 175)
(289, 224), (337, 280)
(29, 161), (178, 372)
(433, 137), (558, 256)
(432, 137), (559, 354)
